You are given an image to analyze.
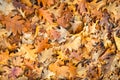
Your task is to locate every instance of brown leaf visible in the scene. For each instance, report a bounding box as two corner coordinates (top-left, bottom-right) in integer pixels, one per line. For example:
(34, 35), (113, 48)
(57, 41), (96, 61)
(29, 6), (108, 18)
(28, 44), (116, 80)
(77, 0), (87, 15)
(87, 65), (101, 80)
(13, 0), (26, 9)
(1, 15), (25, 35)
(13, 0), (34, 17)
(49, 60), (76, 78)
(22, 20), (31, 32)
(48, 29), (61, 40)
(114, 31), (120, 51)
(57, 9), (72, 28)
(24, 59), (34, 70)
(38, 8), (53, 24)
(21, 0), (32, 7)
(36, 38), (51, 53)
(37, 0), (57, 7)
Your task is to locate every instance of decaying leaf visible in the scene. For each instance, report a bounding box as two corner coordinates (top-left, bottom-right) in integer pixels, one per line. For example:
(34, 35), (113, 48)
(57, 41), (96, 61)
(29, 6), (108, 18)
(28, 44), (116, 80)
(38, 48), (54, 63)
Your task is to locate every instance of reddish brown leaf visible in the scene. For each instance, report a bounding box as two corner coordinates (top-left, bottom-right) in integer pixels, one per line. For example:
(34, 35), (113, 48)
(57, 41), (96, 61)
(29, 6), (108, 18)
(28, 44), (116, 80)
(57, 9), (72, 28)
(48, 29), (61, 40)
(36, 38), (51, 53)
(77, 0), (87, 15)
(1, 15), (25, 35)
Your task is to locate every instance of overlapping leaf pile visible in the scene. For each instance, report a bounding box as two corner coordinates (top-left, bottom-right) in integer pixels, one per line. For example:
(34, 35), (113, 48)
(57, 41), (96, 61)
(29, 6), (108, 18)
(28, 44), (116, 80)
(0, 0), (120, 80)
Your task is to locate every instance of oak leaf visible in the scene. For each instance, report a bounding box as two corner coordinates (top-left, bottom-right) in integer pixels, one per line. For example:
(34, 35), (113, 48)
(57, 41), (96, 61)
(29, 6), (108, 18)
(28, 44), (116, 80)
(24, 59), (34, 70)
(9, 67), (23, 79)
(49, 60), (76, 78)
(57, 9), (72, 28)
(77, 0), (87, 15)
(105, 2), (120, 21)
(48, 29), (61, 40)
(20, 44), (37, 61)
(1, 15), (25, 35)
(21, 0), (32, 7)
(37, 0), (56, 7)
(38, 8), (53, 24)
(36, 38), (51, 53)
(0, 50), (10, 64)
(13, 0), (34, 17)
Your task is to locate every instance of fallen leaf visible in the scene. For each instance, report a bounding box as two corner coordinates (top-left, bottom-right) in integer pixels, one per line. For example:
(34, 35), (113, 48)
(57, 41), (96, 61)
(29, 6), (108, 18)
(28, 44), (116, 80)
(21, 0), (32, 7)
(38, 8), (53, 24)
(57, 9), (72, 28)
(0, 50), (10, 64)
(49, 60), (76, 78)
(20, 44), (37, 61)
(36, 38), (51, 53)
(1, 15), (25, 35)
(114, 32), (120, 51)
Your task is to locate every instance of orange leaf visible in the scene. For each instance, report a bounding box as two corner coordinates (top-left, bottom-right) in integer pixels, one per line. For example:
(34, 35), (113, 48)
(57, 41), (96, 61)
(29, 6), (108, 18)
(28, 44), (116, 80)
(37, 0), (56, 7)
(1, 15), (25, 35)
(38, 8), (53, 24)
(49, 60), (76, 78)
(21, 0), (32, 7)
(57, 9), (72, 28)
(36, 38), (50, 53)
(24, 59), (34, 70)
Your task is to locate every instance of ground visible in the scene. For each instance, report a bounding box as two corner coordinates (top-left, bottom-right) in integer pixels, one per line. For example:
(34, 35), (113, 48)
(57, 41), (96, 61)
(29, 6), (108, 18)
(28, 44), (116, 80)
(0, 0), (120, 80)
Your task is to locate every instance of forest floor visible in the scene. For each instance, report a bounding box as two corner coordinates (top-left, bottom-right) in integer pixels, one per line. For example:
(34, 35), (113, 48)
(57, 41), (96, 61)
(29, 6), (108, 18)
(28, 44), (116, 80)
(0, 0), (120, 80)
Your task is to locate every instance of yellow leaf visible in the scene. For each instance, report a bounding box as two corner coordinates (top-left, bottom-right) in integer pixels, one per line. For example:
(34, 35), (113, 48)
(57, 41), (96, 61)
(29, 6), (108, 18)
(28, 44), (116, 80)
(49, 60), (76, 78)
(0, 50), (10, 64)
(114, 32), (120, 51)
(21, 0), (32, 7)
(20, 44), (37, 61)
